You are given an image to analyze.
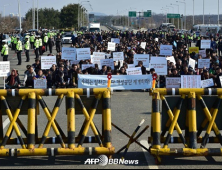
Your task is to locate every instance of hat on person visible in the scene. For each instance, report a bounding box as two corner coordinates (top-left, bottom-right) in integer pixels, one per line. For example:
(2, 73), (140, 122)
(2, 40), (7, 43)
(150, 68), (155, 72)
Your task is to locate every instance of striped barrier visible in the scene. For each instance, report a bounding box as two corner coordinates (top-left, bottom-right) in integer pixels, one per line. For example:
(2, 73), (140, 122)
(149, 88), (222, 164)
(0, 88), (114, 157)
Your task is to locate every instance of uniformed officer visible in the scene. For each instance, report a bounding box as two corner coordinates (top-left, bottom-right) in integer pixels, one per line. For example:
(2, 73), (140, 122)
(16, 36), (22, 65)
(39, 35), (43, 56)
(1, 40), (9, 61)
(34, 35), (39, 59)
(24, 37), (30, 62)
(30, 33), (35, 49)
(44, 33), (49, 52)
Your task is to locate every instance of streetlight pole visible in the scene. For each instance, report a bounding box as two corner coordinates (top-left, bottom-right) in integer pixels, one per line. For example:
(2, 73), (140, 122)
(162, 8), (169, 23)
(193, 0), (195, 26)
(37, 0), (39, 30)
(218, 0), (220, 26)
(177, 1), (186, 29)
(203, 0), (205, 24)
(171, 4), (180, 29)
(33, 0), (35, 30)
(17, 0), (22, 33)
(167, 5), (174, 25)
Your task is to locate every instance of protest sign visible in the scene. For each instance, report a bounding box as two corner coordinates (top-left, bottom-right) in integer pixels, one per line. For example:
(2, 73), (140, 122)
(150, 57), (167, 75)
(70, 60), (80, 65)
(141, 42), (146, 49)
(199, 50), (207, 58)
(189, 47), (199, 54)
(81, 64), (95, 70)
(198, 59), (210, 69)
(166, 56), (176, 65)
(61, 47), (76, 60)
(108, 42), (116, 51)
(155, 38), (159, 42)
(91, 52), (106, 69)
(189, 58), (196, 69)
(201, 79), (214, 88)
(78, 75), (152, 90)
(0, 61), (10, 77)
(41, 56), (57, 70)
(134, 54), (150, 68)
(128, 64), (135, 69)
(166, 78), (181, 88)
(34, 79), (47, 89)
(201, 40), (211, 49)
(111, 38), (120, 44)
(76, 48), (91, 60)
(100, 59), (114, 70)
(113, 52), (124, 61)
(160, 45), (173, 56)
(126, 67), (142, 75)
(173, 41), (177, 48)
(181, 75), (201, 88)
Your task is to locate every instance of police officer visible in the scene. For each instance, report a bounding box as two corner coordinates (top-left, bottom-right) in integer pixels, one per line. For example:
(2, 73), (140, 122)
(44, 33), (49, 52)
(1, 40), (9, 61)
(39, 35), (43, 56)
(30, 33), (35, 49)
(34, 35), (39, 59)
(16, 36), (22, 65)
(24, 37), (30, 62)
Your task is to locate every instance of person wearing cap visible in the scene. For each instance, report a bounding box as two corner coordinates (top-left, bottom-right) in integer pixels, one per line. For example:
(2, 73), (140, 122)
(44, 33), (49, 52)
(1, 40), (9, 61)
(24, 37), (30, 62)
(16, 36), (22, 65)
(30, 34), (35, 49)
(34, 36), (40, 59)
(38, 35), (43, 56)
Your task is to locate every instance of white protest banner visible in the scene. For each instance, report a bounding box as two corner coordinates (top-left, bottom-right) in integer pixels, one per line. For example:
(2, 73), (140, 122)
(61, 47), (76, 60)
(41, 56), (57, 70)
(70, 60), (80, 65)
(167, 56), (176, 65)
(91, 52), (105, 69)
(111, 38), (120, 44)
(113, 52), (124, 61)
(160, 45), (173, 56)
(201, 40), (211, 49)
(34, 79), (47, 89)
(134, 54), (150, 68)
(181, 75), (201, 88)
(189, 58), (196, 69)
(0, 61), (10, 77)
(150, 57), (168, 75)
(201, 79), (214, 88)
(81, 64), (95, 70)
(78, 75), (152, 90)
(155, 38), (159, 42)
(108, 42), (116, 51)
(166, 77), (181, 88)
(76, 48), (91, 60)
(198, 59), (210, 69)
(128, 64), (135, 69)
(199, 50), (207, 58)
(126, 68), (142, 75)
(100, 59), (114, 70)
(141, 42), (146, 50)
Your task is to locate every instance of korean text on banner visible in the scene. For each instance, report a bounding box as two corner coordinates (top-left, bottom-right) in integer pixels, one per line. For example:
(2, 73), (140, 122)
(198, 59), (210, 69)
(108, 42), (116, 51)
(0, 61), (10, 77)
(82, 64), (95, 70)
(100, 59), (114, 70)
(189, 58), (196, 69)
(201, 79), (214, 88)
(166, 77), (181, 88)
(41, 56), (57, 70)
(76, 48), (91, 60)
(150, 57), (167, 75)
(189, 47), (199, 54)
(201, 40), (211, 49)
(134, 54), (150, 68)
(199, 50), (207, 58)
(34, 79), (47, 89)
(113, 52), (124, 61)
(91, 52), (106, 69)
(181, 75), (201, 88)
(70, 60), (80, 65)
(128, 64), (135, 69)
(78, 75), (152, 90)
(160, 45), (173, 56)
(126, 67), (142, 75)
(61, 47), (76, 60)
(111, 38), (120, 44)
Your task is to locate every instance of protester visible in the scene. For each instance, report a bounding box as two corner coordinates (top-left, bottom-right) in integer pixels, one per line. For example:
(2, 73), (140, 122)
(5, 69), (21, 89)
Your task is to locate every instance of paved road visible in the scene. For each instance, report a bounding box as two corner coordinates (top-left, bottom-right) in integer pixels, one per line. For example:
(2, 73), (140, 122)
(0, 31), (222, 169)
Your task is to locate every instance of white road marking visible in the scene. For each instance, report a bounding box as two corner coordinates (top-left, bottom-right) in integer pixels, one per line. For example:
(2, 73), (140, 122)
(140, 140), (159, 169)
(3, 118), (10, 129)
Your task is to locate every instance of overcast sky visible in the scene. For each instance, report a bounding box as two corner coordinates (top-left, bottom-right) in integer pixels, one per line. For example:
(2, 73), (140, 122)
(1, 0), (221, 17)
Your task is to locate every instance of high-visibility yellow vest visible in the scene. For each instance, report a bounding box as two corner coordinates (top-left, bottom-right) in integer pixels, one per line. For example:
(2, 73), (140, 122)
(44, 36), (48, 43)
(14, 38), (18, 44)
(16, 41), (22, 51)
(34, 39), (40, 48)
(39, 38), (43, 47)
(30, 36), (35, 42)
(1, 44), (8, 55)
(24, 41), (30, 50)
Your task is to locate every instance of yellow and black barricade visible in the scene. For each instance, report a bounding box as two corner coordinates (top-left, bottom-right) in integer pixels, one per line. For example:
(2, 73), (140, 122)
(0, 88), (114, 157)
(149, 88), (222, 163)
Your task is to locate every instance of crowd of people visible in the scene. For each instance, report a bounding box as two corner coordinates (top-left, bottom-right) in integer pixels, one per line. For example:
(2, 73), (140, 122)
(1, 28), (222, 89)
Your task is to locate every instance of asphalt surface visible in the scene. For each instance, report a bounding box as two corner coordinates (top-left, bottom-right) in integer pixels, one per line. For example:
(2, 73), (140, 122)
(0, 28), (221, 169)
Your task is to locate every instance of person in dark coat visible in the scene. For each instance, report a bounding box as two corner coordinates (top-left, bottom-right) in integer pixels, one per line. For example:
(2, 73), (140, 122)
(5, 69), (21, 89)
(136, 61), (147, 75)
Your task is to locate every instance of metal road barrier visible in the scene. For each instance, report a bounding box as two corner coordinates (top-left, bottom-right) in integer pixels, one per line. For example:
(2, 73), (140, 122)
(149, 88), (222, 164)
(0, 88), (114, 157)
